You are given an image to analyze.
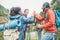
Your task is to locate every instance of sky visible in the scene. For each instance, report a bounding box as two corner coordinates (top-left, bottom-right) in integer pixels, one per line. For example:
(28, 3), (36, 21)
(0, 0), (52, 13)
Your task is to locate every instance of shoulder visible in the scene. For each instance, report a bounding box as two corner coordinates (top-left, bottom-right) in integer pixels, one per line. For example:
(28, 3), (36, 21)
(10, 14), (21, 20)
(47, 9), (55, 15)
(20, 15), (25, 19)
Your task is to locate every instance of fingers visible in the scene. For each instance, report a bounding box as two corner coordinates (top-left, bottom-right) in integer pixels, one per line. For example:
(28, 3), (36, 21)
(36, 24), (41, 28)
(32, 11), (37, 16)
(32, 11), (41, 17)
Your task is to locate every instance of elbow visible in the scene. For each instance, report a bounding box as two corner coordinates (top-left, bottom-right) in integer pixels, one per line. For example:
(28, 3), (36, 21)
(30, 17), (35, 22)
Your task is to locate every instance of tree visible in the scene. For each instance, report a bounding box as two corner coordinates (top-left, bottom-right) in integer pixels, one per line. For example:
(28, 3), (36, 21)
(52, 0), (60, 11)
(0, 4), (9, 24)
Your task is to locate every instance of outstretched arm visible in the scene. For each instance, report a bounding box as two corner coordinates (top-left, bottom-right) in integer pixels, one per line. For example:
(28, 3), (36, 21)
(34, 15), (44, 21)
(22, 16), (34, 23)
(0, 20), (21, 31)
(37, 10), (55, 29)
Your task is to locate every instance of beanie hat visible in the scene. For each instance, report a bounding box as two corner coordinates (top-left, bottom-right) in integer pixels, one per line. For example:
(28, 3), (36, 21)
(43, 2), (50, 8)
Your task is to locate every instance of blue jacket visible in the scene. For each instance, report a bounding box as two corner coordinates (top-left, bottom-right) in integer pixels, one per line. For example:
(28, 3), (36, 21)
(0, 14), (34, 31)
(18, 15), (34, 31)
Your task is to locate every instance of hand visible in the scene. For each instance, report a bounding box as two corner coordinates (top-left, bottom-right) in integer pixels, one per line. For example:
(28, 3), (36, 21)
(36, 24), (42, 28)
(33, 11), (40, 17)
(32, 11), (36, 16)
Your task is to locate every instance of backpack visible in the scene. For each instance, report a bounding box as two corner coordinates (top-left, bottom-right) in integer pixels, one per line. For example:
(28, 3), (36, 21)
(54, 10), (60, 28)
(45, 10), (60, 28)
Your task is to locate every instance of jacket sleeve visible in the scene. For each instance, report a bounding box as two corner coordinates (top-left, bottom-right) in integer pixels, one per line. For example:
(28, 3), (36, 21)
(41, 10), (55, 29)
(34, 15), (44, 21)
(10, 15), (21, 20)
(0, 20), (21, 31)
(22, 16), (34, 23)
(0, 25), (4, 31)
(6, 20), (22, 29)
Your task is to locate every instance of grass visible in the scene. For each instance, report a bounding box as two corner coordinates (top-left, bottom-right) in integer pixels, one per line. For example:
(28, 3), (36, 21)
(0, 31), (3, 40)
(0, 27), (60, 40)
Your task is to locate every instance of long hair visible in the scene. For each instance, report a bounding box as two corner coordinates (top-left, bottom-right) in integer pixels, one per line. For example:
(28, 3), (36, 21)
(10, 7), (15, 16)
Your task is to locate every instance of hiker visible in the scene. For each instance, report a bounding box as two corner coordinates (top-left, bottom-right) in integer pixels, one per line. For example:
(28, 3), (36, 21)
(22, 9), (30, 39)
(34, 11), (44, 40)
(34, 2), (56, 40)
(0, 7), (34, 40)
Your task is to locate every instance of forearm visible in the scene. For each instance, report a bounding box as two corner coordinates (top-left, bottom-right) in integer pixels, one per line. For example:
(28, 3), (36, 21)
(5, 20), (17, 29)
(23, 16), (34, 23)
(34, 16), (44, 21)
(6, 20), (21, 29)
(27, 16), (34, 23)
(0, 20), (21, 31)
(41, 22), (53, 29)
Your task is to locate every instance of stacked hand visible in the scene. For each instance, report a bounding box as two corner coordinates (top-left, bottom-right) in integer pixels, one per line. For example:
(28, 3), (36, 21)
(32, 11), (42, 29)
(31, 11), (37, 17)
(33, 11), (41, 17)
(36, 24), (42, 28)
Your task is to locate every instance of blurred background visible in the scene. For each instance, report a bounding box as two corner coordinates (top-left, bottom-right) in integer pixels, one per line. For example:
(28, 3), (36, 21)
(0, 0), (60, 40)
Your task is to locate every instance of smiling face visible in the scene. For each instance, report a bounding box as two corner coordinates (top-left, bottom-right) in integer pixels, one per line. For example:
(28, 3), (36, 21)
(24, 9), (29, 16)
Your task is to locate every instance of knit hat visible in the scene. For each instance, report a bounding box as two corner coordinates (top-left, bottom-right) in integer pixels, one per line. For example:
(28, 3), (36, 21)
(43, 2), (49, 8)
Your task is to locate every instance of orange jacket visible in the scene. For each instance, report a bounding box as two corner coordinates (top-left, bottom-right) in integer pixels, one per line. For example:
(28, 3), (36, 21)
(35, 9), (56, 32)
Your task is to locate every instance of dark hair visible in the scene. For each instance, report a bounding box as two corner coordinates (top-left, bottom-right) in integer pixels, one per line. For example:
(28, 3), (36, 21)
(24, 9), (29, 13)
(43, 2), (50, 8)
(10, 7), (21, 16)
(10, 7), (15, 16)
(14, 7), (21, 14)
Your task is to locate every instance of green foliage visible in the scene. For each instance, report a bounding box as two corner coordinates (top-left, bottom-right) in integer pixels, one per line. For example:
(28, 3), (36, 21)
(52, 0), (60, 11)
(0, 4), (9, 17)
(0, 32), (3, 40)
(0, 5), (9, 24)
(0, 4), (9, 40)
